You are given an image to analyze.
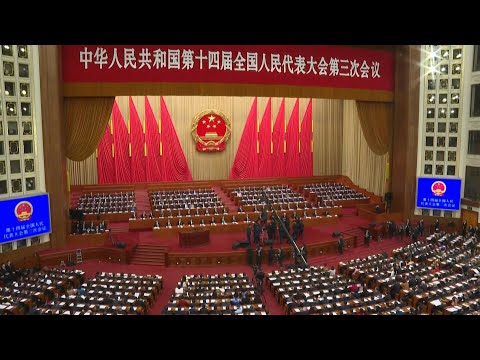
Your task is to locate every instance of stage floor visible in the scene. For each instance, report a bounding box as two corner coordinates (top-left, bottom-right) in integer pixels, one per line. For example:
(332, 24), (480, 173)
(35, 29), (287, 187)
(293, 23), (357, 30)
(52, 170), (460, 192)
(121, 207), (368, 253)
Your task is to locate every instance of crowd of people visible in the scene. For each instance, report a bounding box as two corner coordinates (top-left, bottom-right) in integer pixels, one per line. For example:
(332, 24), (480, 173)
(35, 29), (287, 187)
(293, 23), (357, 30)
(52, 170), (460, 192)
(150, 189), (223, 210)
(0, 266), (162, 315)
(303, 182), (369, 207)
(164, 273), (266, 315)
(76, 192), (136, 214)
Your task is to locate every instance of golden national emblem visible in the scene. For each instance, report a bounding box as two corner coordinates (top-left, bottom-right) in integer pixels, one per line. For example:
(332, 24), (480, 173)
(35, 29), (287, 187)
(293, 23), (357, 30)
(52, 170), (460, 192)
(191, 110), (231, 152)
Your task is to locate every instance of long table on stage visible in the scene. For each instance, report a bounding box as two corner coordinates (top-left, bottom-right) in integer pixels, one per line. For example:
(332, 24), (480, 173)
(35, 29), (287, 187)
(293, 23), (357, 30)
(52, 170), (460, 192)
(149, 215), (338, 238)
(179, 229), (210, 247)
(153, 223), (249, 238)
(84, 212), (131, 222)
(239, 205), (343, 216)
(67, 232), (109, 247)
(130, 209), (340, 231)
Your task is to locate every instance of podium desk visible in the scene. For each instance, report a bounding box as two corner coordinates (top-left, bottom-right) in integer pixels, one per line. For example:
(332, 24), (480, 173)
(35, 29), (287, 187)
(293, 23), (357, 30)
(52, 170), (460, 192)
(179, 229), (210, 247)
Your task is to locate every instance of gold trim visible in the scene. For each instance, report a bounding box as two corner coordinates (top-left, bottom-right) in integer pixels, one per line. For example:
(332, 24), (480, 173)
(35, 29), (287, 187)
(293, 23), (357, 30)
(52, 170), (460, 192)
(191, 109), (232, 151)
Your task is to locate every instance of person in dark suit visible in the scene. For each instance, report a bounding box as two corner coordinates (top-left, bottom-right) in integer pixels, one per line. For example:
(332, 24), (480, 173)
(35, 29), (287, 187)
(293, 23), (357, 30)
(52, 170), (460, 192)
(261, 207), (267, 225)
(399, 224), (405, 241)
(256, 245), (263, 267)
(276, 248), (284, 267)
(462, 220), (467, 237)
(298, 219), (304, 239)
(300, 243), (307, 263)
(255, 268), (265, 295)
(337, 237), (344, 254)
(364, 230), (371, 247)
(268, 246), (275, 266)
(267, 220), (275, 242)
(253, 221), (261, 245)
(246, 224), (252, 245)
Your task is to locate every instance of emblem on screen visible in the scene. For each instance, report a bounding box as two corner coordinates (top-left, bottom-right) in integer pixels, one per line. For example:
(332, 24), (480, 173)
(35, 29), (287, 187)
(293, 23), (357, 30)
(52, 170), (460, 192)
(15, 201), (33, 221)
(192, 110), (231, 152)
(431, 181), (447, 196)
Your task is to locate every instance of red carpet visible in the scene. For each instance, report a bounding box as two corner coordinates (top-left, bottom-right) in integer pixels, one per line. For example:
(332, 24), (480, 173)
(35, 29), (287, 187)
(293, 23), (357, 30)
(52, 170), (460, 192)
(212, 185), (237, 210)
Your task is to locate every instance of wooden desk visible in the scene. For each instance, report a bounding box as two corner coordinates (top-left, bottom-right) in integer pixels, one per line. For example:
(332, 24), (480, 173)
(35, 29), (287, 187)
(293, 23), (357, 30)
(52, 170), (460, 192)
(84, 212), (131, 222)
(153, 206), (227, 217)
(153, 222), (249, 238)
(131, 213), (338, 231)
(241, 205), (343, 217)
(179, 230), (210, 247)
(67, 232), (109, 247)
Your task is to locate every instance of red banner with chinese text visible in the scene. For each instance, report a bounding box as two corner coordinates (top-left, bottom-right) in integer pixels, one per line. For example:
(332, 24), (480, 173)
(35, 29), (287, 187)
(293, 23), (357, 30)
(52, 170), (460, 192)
(62, 45), (394, 91)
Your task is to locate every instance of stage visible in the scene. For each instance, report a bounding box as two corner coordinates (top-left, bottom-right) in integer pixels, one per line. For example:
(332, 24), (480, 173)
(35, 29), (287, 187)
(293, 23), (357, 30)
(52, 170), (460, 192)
(37, 206), (373, 267)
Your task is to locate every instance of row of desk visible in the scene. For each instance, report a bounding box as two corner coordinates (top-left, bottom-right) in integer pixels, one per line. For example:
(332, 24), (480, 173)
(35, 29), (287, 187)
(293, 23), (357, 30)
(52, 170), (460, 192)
(83, 206), (343, 223)
(153, 206), (228, 217)
(84, 213), (131, 222)
(130, 208), (340, 231)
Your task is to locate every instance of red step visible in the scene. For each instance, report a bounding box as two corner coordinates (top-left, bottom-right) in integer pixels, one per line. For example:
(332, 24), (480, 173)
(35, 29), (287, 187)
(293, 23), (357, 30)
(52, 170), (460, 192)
(130, 244), (167, 266)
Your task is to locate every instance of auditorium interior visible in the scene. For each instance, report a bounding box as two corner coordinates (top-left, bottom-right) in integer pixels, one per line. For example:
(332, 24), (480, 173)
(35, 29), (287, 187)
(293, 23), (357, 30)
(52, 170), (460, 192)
(1, 45), (480, 315)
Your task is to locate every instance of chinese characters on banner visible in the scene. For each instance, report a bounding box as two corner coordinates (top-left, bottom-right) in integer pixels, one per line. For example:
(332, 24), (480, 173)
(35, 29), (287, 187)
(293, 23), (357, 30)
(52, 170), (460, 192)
(416, 178), (462, 211)
(62, 45), (394, 91)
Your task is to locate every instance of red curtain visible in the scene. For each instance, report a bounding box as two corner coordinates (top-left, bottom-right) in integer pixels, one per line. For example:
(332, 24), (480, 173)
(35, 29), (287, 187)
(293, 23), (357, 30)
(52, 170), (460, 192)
(97, 123), (115, 184)
(284, 99), (300, 177)
(160, 97), (193, 181)
(272, 99), (285, 177)
(129, 97), (146, 183)
(299, 99), (313, 177)
(229, 98), (258, 179)
(257, 98), (272, 178)
(145, 97), (163, 182)
(112, 101), (131, 183)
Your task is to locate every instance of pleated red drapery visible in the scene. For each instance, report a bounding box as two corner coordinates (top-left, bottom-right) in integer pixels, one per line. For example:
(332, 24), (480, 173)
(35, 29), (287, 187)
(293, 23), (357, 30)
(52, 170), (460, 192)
(284, 99), (300, 177)
(229, 97), (258, 179)
(299, 99), (313, 177)
(160, 97), (193, 181)
(97, 123), (115, 184)
(272, 99), (285, 177)
(257, 98), (272, 178)
(144, 97), (163, 182)
(112, 101), (131, 183)
(129, 97), (146, 183)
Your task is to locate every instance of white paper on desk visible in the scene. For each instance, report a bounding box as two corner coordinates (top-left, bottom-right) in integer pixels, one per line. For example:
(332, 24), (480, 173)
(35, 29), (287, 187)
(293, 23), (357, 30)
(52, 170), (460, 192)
(431, 299), (442, 307)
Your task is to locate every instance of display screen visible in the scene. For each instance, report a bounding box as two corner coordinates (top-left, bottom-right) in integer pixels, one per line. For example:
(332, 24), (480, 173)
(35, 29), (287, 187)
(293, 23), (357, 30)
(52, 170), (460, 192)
(416, 177), (462, 211)
(0, 193), (51, 243)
